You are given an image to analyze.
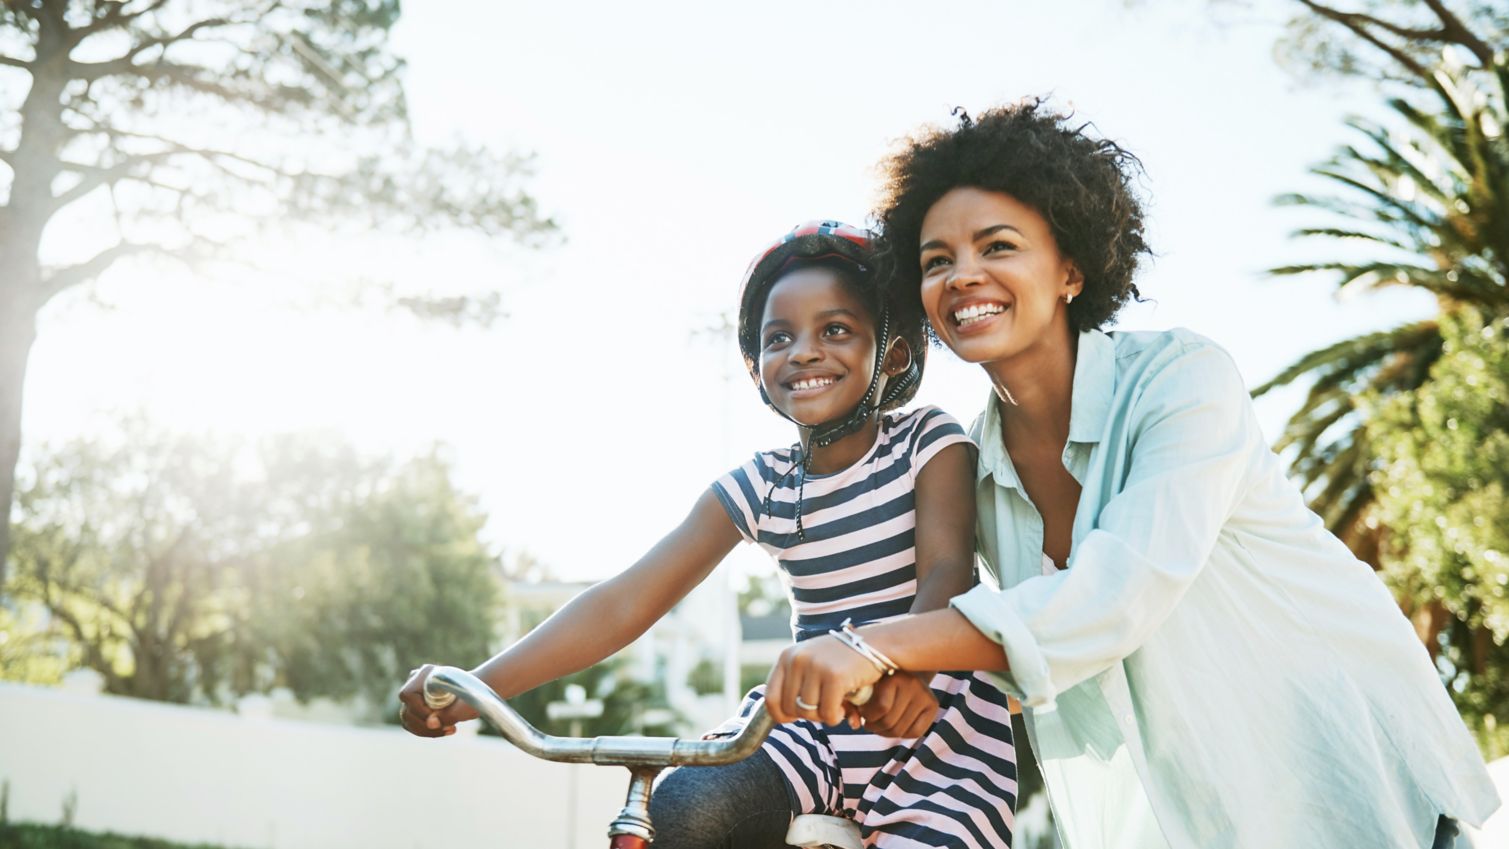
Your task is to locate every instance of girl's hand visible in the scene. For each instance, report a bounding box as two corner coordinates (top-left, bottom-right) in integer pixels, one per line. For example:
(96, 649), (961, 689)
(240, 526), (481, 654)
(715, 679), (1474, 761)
(397, 663), (479, 738)
(765, 635), (884, 727)
(858, 673), (939, 738)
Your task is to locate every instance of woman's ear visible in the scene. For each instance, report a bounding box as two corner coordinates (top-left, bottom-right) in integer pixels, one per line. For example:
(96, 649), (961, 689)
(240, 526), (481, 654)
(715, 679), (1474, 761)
(883, 336), (913, 377)
(1065, 261), (1086, 301)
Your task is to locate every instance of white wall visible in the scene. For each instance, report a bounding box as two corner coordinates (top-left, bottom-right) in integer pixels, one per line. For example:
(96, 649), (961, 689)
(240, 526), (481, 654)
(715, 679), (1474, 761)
(0, 682), (635, 849)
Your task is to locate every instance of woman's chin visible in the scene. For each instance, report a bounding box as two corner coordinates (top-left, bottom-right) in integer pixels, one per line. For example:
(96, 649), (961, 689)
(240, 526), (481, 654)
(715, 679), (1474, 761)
(942, 334), (1013, 364)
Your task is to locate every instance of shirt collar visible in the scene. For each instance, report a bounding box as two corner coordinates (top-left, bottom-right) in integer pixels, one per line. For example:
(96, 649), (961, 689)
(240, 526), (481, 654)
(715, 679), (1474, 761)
(972, 328), (1116, 484)
(1069, 328), (1116, 445)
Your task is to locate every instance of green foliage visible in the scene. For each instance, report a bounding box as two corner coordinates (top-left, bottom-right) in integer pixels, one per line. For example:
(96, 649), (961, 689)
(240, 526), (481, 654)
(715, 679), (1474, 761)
(240, 446), (502, 710)
(3, 421), (503, 712)
(1260, 4), (1509, 756)
(1367, 309), (1509, 754)
(1260, 55), (1509, 553)
(0, 823), (241, 849)
(686, 657), (724, 696)
(475, 659), (681, 738)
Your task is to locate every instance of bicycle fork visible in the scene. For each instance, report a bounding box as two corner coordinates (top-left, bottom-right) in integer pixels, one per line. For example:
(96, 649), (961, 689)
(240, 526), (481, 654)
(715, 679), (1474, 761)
(607, 767), (659, 849)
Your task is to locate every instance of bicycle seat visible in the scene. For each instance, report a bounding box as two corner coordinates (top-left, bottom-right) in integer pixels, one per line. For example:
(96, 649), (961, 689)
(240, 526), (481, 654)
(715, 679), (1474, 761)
(786, 814), (863, 849)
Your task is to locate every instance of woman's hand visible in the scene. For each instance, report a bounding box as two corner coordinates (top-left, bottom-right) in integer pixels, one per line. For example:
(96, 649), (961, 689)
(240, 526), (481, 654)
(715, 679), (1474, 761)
(859, 673), (940, 738)
(765, 635), (885, 727)
(396, 663), (480, 738)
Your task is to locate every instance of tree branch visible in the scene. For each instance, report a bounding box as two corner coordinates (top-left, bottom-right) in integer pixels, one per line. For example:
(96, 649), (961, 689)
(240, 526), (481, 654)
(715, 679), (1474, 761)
(1297, 0), (1433, 83)
(1418, 0), (1496, 68)
(0, 53), (31, 71)
(70, 16), (238, 77)
(50, 151), (182, 210)
(39, 242), (151, 302)
(68, 0), (172, 45)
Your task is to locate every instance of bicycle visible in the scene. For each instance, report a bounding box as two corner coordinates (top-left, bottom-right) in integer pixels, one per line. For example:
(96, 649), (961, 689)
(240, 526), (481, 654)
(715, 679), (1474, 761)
(422, 665), (864, 849)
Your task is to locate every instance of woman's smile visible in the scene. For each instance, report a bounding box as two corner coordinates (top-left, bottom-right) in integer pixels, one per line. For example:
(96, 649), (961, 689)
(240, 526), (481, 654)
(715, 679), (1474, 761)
(948, 299), (1011, 333)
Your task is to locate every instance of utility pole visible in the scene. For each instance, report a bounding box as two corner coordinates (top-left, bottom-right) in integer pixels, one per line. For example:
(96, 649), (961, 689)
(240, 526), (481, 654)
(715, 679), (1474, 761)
(547, 684), (604, 849)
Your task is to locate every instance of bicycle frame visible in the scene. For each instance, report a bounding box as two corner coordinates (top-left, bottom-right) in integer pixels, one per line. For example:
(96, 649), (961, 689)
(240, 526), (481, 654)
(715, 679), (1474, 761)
(422, 665), (776, 848)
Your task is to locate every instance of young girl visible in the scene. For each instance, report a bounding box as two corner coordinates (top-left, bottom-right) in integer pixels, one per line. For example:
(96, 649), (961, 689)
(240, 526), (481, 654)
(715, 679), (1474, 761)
(398, 221), (1017, 849)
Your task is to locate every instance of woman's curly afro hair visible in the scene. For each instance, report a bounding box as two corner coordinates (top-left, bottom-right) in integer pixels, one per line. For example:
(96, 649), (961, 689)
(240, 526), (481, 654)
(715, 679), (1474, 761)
(875, 98), (1151, 335)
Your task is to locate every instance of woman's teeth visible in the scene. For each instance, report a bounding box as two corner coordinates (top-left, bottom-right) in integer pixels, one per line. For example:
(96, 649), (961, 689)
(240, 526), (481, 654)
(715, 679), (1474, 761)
(791, 377), (835, 390)
(955, 303), (1006, 326)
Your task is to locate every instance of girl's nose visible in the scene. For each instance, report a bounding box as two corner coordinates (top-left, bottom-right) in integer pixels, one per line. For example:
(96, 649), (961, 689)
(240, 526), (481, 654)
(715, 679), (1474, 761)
(788, 333), (823, 363)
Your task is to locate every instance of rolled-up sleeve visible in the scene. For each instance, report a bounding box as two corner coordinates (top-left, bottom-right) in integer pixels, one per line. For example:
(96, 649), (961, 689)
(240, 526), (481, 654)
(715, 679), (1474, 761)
(951, 341), (1262, 706)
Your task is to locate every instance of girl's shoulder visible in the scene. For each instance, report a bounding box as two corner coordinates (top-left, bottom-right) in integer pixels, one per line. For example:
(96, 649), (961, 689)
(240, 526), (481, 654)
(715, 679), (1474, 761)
(882, 405), (976, 475)
(884, 404), (974, 446)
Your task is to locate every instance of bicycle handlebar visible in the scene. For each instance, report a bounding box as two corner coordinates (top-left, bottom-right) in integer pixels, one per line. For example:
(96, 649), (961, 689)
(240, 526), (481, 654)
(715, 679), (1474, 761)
(421, 665), (776, 768)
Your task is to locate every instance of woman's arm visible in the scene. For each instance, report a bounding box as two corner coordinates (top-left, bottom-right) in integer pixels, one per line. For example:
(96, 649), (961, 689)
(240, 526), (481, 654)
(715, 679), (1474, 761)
(399, 488), (742, 735)
(769, 340), (1263, 720)
(948, 340), (1261, 706)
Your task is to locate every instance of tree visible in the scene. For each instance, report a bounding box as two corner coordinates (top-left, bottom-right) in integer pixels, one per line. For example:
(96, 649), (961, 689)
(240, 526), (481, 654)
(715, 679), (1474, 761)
(1255, 1), (1509, 753)
(0, 0), (557, 586)
(3, 423), (504, 709)
(1366, 307), (1509, 754)
(1255, 18), (1508, 556)
(1274, 0), (1507, 91)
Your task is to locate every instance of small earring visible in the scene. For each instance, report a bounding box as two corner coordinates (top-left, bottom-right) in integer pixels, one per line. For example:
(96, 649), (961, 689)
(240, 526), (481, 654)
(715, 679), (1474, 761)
(1065, 292), (1075, 305)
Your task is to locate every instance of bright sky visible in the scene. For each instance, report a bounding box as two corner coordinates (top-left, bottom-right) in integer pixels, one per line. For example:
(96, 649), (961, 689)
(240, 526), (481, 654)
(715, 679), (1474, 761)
(23, 0), (1437, 582)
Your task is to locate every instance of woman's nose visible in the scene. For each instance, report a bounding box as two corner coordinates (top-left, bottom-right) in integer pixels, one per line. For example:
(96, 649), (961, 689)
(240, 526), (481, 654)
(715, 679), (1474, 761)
(947, 255), (984, 290)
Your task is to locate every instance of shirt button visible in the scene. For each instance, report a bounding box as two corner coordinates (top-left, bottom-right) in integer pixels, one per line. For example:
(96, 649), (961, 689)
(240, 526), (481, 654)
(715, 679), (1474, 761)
(1123, 713), (1135, 726)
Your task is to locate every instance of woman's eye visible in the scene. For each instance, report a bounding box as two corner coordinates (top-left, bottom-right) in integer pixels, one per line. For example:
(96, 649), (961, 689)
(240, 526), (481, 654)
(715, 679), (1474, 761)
(983, 239), (1017, 254)
(921, 255), (951, 272)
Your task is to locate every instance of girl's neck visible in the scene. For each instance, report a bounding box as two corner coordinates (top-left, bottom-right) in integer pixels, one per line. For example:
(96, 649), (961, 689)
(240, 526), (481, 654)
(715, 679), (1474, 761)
(983, 327), (1079, 449)
(799, 417), (882, 475)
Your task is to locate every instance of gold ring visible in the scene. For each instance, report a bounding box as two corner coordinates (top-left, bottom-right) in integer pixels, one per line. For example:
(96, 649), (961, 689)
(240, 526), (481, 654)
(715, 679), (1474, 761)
(795, 696), (818, 711)
(398, 704), (408, 723)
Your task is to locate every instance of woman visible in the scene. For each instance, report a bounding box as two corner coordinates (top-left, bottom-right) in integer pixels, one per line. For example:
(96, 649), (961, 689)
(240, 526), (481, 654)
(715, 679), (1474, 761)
(763, 100), (1500, 848)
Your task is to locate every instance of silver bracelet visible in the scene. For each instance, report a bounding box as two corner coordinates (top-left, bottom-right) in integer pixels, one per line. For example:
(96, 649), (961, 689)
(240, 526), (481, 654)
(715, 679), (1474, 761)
(828, 618), (899, 677)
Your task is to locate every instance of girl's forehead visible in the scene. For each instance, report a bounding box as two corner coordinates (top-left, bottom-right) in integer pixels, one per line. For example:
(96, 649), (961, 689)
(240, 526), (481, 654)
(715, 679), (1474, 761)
(762, 267), (874, 321)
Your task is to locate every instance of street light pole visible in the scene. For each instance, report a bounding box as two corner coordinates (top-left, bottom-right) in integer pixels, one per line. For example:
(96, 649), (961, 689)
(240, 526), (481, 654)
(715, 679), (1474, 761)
(546, 684), (605, 849)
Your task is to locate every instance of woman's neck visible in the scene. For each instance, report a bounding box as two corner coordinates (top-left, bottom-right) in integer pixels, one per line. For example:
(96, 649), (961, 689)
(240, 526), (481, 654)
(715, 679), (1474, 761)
(799, 417), (881, 475)
(983, 328), (1078, 450)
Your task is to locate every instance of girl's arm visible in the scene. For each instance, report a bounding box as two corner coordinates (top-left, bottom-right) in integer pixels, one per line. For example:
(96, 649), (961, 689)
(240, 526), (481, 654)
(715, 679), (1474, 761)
(400, 488), (742, 735)
(909, 441), (978, 613)
(856, 440), (977, 736)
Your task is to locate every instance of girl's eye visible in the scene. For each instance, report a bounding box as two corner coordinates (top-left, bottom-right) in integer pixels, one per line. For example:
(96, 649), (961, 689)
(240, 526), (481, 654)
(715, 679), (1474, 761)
(823, 323), (852, 337)
(763, 331), (791, 348)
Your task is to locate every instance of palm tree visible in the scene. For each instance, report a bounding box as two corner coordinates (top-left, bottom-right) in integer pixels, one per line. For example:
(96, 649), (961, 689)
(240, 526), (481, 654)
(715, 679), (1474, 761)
(1257, 59), (1509, 575)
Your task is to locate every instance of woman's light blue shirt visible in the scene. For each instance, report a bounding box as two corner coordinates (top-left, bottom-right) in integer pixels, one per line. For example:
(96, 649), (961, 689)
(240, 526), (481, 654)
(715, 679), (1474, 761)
(951, 328), (1499, 849)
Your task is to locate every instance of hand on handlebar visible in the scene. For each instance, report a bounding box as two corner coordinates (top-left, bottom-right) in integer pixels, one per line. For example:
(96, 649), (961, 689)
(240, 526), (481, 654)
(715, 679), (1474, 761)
(765, 634), (886, 728)
(397, 663), (480, 738)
